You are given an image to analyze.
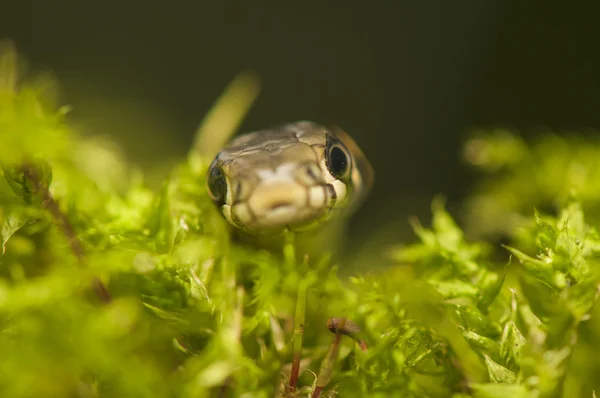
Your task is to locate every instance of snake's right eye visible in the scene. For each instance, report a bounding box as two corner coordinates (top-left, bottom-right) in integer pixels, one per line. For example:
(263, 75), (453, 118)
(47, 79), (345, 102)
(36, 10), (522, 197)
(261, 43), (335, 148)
(207, 162), (227, 207)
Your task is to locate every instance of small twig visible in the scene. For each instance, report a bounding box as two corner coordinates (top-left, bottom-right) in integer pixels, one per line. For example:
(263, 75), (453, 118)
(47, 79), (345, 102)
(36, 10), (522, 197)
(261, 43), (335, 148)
(22, 163), (112, 303)
(311, 317), (367, 397)
(327, 317), (367, 352)
(288, 278), (309, 392)
(312, 386), (325, 398)
(90, 276), (112, 303)
(22, 164), (84, 259)
(312, 320), (345, 398)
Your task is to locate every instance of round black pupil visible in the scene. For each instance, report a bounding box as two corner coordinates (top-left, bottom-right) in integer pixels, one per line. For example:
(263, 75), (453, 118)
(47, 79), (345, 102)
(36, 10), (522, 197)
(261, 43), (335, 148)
(329, 146), (348, 177)
(208, 166), (226, 203)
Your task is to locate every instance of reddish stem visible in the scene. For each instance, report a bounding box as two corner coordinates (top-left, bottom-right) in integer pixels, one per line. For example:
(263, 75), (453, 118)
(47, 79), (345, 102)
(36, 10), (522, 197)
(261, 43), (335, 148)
(23, 163), (111, 303)
(311, 386), (324, 398)
(289, 351), (302, 392)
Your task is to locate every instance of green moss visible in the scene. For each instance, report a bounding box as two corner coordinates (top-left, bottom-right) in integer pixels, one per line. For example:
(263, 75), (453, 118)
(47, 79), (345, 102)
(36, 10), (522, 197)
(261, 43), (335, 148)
(2, 43), (600, 397)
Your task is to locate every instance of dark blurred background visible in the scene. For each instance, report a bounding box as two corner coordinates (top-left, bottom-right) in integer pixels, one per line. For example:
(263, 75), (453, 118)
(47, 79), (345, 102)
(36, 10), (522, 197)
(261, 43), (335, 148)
(3, 2), (600, 254)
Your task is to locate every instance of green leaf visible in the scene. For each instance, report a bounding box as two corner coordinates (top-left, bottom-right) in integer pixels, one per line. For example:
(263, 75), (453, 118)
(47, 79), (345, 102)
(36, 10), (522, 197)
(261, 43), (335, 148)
(477, 267), (507, 311)
(432, 197), (464, 252)
(462, 329), (502, 363)
(503, 245), (566, 289)
(471, 383), (530, 398)
(534, 208), (558, 249)
(1, 211), (27, 253)
(500, 321), (526, 367)
(483, 354), (517, 383)
(428, 279), (479, 299)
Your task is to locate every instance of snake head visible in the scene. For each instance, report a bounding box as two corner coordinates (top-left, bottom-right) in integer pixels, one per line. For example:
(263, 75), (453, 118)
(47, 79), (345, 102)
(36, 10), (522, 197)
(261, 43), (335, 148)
(206, 121), (373, 236)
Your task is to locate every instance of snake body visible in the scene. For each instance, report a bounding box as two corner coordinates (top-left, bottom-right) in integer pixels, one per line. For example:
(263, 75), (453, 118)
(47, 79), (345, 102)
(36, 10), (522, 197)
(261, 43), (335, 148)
(206, 121), (373, 236)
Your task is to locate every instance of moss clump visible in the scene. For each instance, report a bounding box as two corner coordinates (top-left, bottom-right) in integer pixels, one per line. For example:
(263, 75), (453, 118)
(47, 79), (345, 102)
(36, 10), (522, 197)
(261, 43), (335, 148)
(2, 42), (600, 397)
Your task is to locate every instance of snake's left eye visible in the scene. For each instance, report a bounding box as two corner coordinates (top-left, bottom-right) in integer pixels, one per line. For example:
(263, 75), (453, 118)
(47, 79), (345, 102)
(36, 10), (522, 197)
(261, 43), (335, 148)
(326, 134), (352, 181)
(207, 162), (227, 207)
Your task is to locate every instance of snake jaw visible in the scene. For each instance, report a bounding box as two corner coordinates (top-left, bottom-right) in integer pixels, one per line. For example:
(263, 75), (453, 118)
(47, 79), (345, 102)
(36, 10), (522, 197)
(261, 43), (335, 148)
(225, 176), (336, 234)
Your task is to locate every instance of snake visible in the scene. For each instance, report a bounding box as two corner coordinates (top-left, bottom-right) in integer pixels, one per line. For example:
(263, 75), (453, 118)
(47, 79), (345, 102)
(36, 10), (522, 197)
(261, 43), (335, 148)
(206, 121), (374, 237)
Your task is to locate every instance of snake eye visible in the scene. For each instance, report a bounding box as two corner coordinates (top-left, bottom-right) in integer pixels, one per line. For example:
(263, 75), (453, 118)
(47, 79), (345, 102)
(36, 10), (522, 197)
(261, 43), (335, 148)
(325, 135), (351, 180)
(207, 162), (227, 207)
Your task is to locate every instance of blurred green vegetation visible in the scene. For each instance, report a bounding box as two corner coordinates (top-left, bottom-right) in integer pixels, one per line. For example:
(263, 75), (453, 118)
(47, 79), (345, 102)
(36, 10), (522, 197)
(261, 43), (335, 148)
(3, 43), (600, 398)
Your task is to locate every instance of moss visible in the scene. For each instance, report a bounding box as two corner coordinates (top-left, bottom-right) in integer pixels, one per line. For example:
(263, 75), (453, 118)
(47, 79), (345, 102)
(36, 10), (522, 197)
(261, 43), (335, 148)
(2, 42), (600, 398)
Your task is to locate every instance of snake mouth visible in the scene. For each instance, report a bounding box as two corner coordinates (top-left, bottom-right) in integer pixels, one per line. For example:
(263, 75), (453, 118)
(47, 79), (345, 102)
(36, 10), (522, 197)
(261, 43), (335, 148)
(224, 180), (334, 234)
(242, 205), (327, 236)
(269, 201), (293, 211)
(262, 206), (310, 227)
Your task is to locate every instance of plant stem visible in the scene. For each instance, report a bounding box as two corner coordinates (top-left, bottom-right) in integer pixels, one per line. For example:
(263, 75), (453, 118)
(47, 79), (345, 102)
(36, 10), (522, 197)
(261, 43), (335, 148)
(312, 319), (345, 398)
(22, 163), (112, 302)
(288, 278), (309, 392)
